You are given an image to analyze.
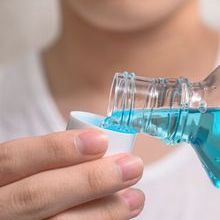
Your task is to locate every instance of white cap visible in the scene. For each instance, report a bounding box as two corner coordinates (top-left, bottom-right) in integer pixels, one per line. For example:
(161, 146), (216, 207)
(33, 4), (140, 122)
(67, 111), (136, 156)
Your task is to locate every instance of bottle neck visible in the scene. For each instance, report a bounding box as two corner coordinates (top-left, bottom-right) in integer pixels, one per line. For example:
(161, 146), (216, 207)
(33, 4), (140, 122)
(104, 72), (207, 143)
(107, 71), (208, 112)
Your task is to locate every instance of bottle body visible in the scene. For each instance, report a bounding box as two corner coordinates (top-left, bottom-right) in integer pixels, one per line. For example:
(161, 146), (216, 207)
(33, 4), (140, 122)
(103, 68), (220, 187)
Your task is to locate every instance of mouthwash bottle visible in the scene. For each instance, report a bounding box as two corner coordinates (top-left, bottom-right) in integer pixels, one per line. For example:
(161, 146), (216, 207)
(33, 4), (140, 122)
(102, 66), (220, 188)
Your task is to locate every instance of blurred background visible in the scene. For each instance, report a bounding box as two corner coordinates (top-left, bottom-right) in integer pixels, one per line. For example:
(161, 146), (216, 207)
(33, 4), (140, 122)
(0, 0), (219, 67)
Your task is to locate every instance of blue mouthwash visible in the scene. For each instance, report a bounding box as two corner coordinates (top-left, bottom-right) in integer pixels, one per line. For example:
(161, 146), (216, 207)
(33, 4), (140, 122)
(102, 67), (220, 187)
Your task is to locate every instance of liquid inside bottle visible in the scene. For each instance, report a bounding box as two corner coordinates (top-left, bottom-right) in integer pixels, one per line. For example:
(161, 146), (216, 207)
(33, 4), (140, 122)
(102, 68), (220, 187)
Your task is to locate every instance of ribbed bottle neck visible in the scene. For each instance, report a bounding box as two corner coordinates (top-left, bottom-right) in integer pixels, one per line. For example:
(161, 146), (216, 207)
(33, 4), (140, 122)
(104, 72), (207, 143)
(107, 72), (198, 115)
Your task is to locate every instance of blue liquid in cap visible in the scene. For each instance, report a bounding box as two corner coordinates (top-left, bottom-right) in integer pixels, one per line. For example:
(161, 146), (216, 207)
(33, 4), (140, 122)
(102, 108), (220, 187)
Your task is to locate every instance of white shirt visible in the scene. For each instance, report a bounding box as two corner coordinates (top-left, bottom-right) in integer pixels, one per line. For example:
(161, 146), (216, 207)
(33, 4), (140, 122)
(1, 53), (220, 220)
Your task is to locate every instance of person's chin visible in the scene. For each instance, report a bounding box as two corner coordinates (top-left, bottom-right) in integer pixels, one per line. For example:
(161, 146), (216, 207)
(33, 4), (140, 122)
(66, 0), (157, 32)
(76, 12), (156, 33)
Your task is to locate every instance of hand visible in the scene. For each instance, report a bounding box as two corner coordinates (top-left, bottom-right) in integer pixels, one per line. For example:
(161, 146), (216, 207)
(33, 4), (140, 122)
(0, 129), (145, 220)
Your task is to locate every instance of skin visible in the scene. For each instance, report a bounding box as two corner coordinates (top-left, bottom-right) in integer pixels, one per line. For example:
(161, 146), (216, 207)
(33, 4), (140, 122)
(65, 0), (187, 31)
(0, 0), (219, 219)
(0, 129), (144, 219)
(43, 0), (218, 164)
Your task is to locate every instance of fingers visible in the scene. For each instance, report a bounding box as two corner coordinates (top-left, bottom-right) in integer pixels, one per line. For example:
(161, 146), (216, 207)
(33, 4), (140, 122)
(0, 153), (144, 220)
(47, 188), (145, 220)
(0, 129), (108, 186)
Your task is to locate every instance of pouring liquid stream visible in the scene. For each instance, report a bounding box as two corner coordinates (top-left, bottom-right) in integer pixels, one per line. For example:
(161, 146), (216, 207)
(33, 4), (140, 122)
(102, 107), (220, 187)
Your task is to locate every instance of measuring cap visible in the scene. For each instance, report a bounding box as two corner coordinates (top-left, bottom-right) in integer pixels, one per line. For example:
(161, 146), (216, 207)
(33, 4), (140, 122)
(67, 111), (136, 155)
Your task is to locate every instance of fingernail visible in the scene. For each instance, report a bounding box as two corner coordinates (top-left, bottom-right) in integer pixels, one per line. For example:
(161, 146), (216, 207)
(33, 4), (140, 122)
(116, 154), (143, 182)
(120, 188), (145, 217)
(76, 129), (108, 155)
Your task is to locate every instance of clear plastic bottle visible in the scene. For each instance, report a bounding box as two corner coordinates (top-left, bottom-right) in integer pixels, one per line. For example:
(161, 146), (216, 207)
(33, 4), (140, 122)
(102, 66), (220, 187)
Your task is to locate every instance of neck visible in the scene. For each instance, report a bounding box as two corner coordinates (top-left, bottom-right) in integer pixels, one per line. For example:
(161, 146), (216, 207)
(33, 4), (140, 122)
(43, 0), (219, 98)
(42, 1), (219, 166)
